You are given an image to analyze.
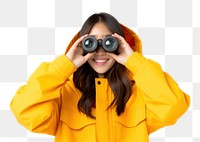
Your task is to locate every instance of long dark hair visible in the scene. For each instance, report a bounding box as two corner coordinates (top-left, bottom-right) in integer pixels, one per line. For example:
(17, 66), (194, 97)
(73, 12), (134, 119)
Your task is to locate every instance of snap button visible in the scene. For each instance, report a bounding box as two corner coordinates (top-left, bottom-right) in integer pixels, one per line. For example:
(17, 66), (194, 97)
(97, 81), (101, 85)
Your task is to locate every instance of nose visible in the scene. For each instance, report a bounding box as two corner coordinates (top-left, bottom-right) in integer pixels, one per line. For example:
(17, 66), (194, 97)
(96, 39), (105, 54)
(96, 46), (106, 55)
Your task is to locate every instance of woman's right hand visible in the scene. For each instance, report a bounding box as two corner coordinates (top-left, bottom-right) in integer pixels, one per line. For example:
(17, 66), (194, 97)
(66, 34), (95, 68)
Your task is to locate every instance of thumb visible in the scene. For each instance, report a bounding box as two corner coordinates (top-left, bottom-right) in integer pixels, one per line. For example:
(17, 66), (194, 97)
(84, 52), (96, 61)
(106, 53), (118, 61)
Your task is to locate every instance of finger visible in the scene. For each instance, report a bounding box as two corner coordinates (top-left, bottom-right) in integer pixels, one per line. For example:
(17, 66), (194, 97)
(84, 52), (96, 61)
(111, 34), (122, 45)
(70, 34), (88, 51)
(73, 34), (88, 47)
(106, 52), (118, 61)
(113, 33), (131, 49)
(112, 33), (125, 42)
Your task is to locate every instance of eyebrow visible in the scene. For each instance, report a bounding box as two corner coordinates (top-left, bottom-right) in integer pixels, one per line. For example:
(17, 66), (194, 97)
(90, 34), (112, 38)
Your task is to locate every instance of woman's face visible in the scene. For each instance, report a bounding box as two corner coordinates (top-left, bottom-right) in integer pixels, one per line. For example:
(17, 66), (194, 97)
(87, 22), (116, 78)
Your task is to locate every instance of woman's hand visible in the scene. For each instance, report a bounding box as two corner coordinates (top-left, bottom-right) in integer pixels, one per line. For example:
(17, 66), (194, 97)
(66, 34), (95, 68)
(106, 33), (134, 65)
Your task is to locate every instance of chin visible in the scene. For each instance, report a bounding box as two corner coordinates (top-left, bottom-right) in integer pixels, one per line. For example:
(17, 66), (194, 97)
(93, 69), (108, 75)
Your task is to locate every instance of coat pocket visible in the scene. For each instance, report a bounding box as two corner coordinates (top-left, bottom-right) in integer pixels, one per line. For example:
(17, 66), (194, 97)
(59, 105), (96, 142)
(60, 106), (96, 130)
(114, 103), (146, 127)
(60, 86), (96, 130)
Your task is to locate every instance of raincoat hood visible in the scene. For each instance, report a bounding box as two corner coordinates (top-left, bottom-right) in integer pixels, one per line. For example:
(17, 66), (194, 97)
(64, 24), (142, 54)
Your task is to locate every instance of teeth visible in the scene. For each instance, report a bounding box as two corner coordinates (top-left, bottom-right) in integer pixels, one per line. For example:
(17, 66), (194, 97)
(95, 60), (107, 63)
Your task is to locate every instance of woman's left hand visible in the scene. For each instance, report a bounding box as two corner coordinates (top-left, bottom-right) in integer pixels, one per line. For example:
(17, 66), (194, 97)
(106, 33), (134, 65)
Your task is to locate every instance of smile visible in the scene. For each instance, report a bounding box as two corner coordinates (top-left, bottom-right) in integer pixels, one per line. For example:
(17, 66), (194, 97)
(93, 59), (109, 65)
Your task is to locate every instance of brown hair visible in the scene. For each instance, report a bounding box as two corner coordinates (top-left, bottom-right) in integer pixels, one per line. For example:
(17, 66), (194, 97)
(73, 12), (134, 118)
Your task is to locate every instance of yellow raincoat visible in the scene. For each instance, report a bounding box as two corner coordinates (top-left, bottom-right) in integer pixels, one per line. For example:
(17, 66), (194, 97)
(10, 24), (190, 142)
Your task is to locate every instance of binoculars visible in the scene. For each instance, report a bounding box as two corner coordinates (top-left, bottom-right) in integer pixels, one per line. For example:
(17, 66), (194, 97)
(81, 35), (119, 53)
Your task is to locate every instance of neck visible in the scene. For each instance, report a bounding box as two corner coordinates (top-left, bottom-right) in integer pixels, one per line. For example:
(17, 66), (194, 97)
(98, 74), (104, 78)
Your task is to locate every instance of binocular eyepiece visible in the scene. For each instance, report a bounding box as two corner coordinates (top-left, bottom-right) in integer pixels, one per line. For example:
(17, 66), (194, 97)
(81, 35), (118, 53)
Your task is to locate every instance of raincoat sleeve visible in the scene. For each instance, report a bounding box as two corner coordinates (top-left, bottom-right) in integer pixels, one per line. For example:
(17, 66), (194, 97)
(10, 54), (76, 135)
(125, 52), (190, 134)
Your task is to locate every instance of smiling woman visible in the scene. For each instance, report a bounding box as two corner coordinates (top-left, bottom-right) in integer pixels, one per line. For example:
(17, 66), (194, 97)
(10, 12), (190, 142)
(87, 27), (116, 74)
(87, 23), (117, 74)
(72, 15), (133, 119)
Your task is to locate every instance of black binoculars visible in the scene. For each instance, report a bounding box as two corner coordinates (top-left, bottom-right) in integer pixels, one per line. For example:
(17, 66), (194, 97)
(81, 35), (119, 53)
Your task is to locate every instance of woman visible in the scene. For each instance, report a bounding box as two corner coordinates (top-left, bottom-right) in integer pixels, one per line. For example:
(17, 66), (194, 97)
(10, 12), (190, 142)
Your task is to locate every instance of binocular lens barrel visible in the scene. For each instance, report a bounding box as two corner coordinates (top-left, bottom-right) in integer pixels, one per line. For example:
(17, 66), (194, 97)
(82, 35), (118, 53)
(82, 36), (97, 53)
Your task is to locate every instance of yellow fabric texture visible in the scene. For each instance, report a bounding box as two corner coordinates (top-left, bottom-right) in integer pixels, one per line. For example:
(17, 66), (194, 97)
(10, 24), (190, 142)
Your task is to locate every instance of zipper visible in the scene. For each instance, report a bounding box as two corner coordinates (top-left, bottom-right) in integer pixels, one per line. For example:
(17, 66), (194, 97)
(107, 86), (114, 142)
